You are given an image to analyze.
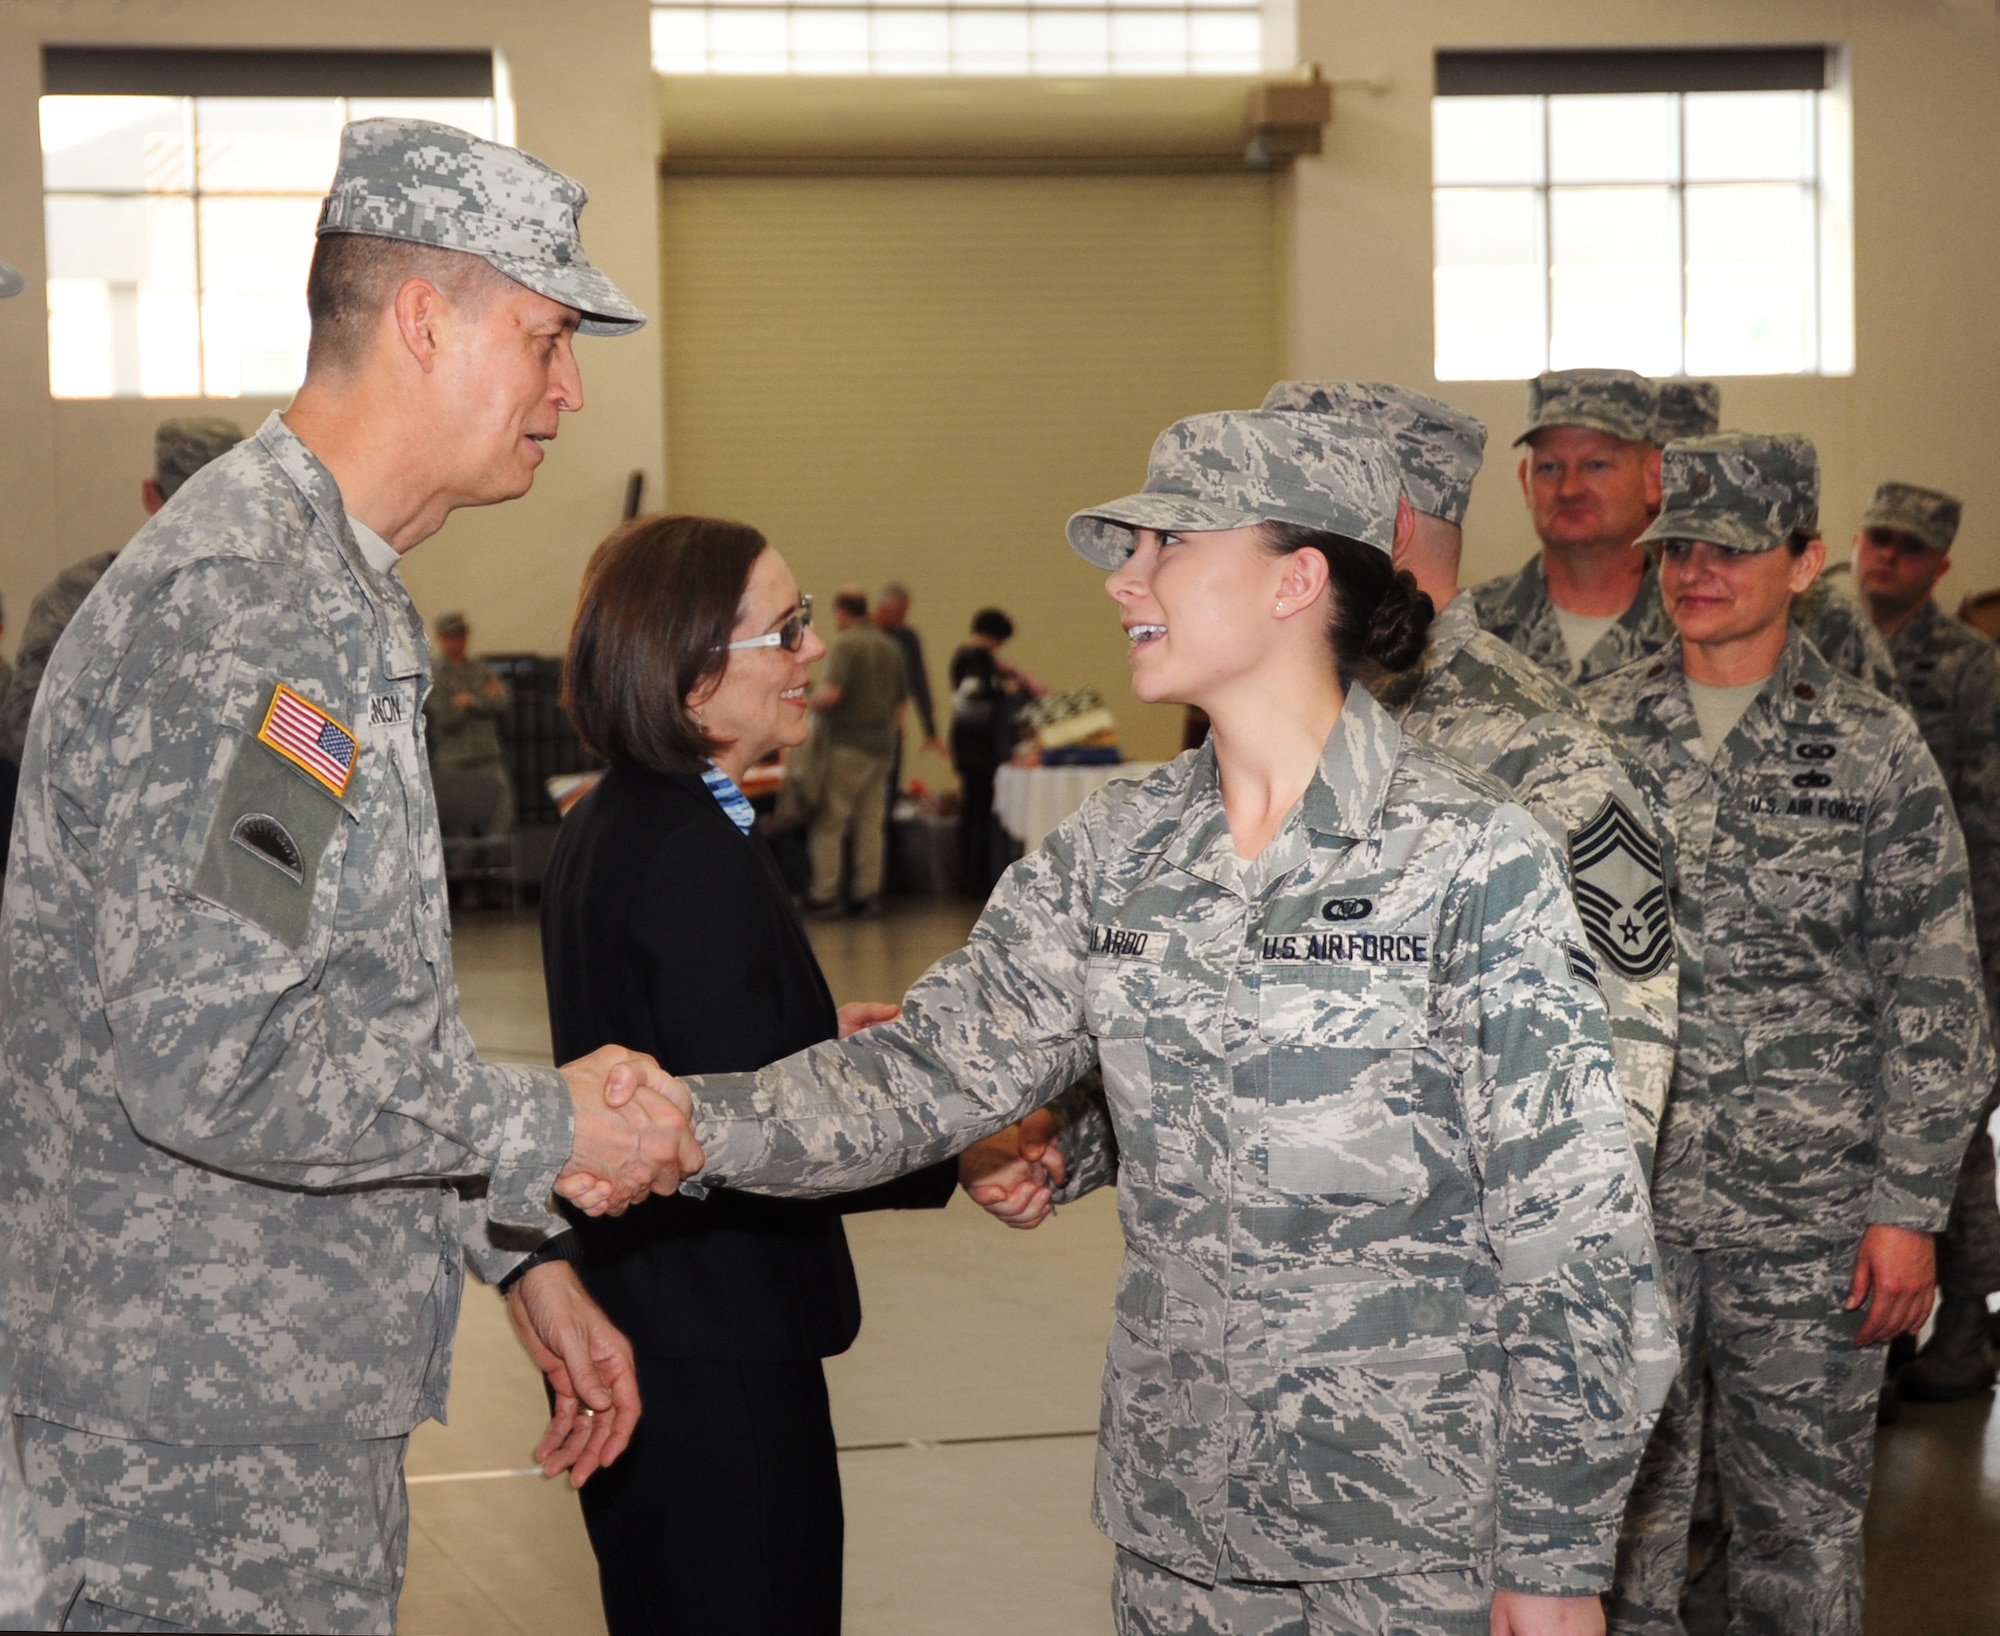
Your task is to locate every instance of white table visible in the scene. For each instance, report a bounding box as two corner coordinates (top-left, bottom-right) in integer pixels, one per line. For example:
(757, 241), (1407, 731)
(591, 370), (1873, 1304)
(993, 762), (1163, 854)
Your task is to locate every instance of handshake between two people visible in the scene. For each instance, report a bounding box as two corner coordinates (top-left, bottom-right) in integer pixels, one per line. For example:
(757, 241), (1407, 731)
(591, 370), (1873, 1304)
(553, 1044), (706, 1215)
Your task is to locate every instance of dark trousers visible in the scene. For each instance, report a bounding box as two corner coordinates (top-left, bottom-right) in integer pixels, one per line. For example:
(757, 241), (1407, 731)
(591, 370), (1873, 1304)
(576, 1355), (843, 1636)
(956, 761), (996, 897)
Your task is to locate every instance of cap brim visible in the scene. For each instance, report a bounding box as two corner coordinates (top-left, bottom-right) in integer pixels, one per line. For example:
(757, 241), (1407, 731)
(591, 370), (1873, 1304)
(0, 260), (24, 300)
(1636, 509), (1783, 553)
(1514, 414), (1652, 448)
(1065, 493), (1279, 568)
(1857, 508), (1948, 552)
(484, 250), (646, 336)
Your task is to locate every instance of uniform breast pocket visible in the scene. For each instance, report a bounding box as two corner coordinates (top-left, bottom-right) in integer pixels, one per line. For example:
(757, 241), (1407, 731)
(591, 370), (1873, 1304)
(1743, 822), (1865, 941)
(1257, 965), (1428, 1201)
(1084, 955), (1158, 1038)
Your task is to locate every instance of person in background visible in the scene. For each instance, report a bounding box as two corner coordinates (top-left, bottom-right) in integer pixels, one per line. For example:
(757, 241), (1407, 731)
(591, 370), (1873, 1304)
(1652, 380), (1720, 446)
(424, 609), (515, 857)
(0, 247), (50, 1635)
(1585, 433), (1993, 1635)
(0, 415), (243, 768)
(635, 409), (1673, 1636)
(1852, 481), (2000, 1403)
(948, 606), (1027, 899)
(541, 515), (955, 1635)
(873, 580), (942, 757)
(804, 586), (907, 914)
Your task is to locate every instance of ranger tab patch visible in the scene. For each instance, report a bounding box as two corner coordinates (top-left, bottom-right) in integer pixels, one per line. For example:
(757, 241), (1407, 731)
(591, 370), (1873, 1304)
(1569, 794), (1671, 982)
(257, 683), (359, 799)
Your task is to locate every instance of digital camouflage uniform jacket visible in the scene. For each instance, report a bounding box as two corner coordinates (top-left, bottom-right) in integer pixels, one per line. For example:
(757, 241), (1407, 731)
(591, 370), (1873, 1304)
(0, 1339), (46, 1627)
(1884, 597), (2000, 1012)
(688, 690), (1673, 1594)
(1583, 631), (1993, 1248)
(0, 550), (117, 764)
(0, 414), (572, 1446)
(1376, 591), (1677, 1174)
(1473, 557), (1905, 702)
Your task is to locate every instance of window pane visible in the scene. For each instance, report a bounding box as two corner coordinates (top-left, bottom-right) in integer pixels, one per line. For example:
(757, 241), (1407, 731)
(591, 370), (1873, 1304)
(1684, 91), (1813, 182)
(653, 7), (712, 71)
(1684, 183), (1814, 374)
(954, 9), (1032, 73)
(1549, 185), (1679, 373)
(41, 96), (190, 193)
(195, 99), (344, 195)
(871, 10), (951, 72)
(1432, 96), (1542, 186)
(345, 98), (498, 140)
(198, 196), (319, 397)
(44, 194), (199, 397)
(1548, 93), (1676, 184)
(1433, 189), (1544, 381)
(1033, 10), (1109, 73)
(793, 8), (872, 70)
(1111, 11), (1189, 73)
(710, 9), (792, 71)
(1187, 12), (1261, 73)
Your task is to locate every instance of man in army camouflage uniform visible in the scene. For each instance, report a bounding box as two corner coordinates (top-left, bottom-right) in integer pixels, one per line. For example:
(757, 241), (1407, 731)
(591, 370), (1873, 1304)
(0, 417), (243, 771)
(1264, 378), (1677, 1175)
(0, 248), (52, 1636)
(1473, 372), (1901, 701)
(423, 610), (514, 849)
(1851, 480), (2000, 1401)
(1583, 433), (1993, 1634)
(0, 123), (704, 1633)
(629, 409), (1675, 1634)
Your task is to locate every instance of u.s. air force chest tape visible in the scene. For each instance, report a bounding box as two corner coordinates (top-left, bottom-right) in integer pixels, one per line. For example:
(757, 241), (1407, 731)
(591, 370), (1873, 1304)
(189, 681), (359, 949)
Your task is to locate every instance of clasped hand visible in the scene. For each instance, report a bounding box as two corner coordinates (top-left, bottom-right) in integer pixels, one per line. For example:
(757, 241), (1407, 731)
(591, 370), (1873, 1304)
(554, 1044), (705, 1216)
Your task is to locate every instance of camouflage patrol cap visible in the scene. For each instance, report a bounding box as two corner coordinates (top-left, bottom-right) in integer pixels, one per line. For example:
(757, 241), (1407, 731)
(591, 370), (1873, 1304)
(1515, 368), (1660, 447)
(1067, 411), (1401, 568)
(1262, 380), (1487, 525)
(154, 416), (244, 498)
(1859, 481), (1962, 554)
(1636, 432), (1819, 555)
(318, 119), (645, 337)
(435, 611), (470, 637)
(0, 260), (23, 300)
(1654, 380), (1721, 443)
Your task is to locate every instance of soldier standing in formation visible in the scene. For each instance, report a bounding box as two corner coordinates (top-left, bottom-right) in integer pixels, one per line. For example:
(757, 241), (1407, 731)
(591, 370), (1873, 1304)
(1261, 378), (1678, 1175)
(0, 121), (704, 1632)
(1852, 480), (2000, 1403)
(616, 409), (1673, 1635)
(423, 609), (515, 848)
(1585, 433), (1993, 1634)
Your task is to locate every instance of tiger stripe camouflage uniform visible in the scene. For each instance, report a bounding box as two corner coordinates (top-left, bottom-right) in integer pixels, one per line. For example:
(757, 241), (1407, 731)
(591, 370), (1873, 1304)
(1860, 483), (2000, 1393)
(1583, 434), (1994, 1636)
(681, 410), (1675, 1627)
(1262, 378), (1678, 1174)
(0, 119), (646, 1633)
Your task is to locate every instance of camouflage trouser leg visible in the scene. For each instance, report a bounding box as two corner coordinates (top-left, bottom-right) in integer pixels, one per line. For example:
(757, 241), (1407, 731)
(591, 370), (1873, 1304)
(1611, 1244), (1883, 1636)
(20, 1419), (408, 1634)
(1937, 1083), (2000, 1304)
(1112, 1548), (1490, 1636)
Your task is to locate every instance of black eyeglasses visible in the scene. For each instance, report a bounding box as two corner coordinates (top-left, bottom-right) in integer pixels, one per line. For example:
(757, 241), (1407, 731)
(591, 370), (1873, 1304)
(725, 595), (814, 653)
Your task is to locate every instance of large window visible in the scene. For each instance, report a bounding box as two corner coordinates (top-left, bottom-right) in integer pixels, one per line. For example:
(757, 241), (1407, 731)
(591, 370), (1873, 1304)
(40, 49), (503, 400)
(1431, 47), (1852, 381)
(650, 0), (1264, 76)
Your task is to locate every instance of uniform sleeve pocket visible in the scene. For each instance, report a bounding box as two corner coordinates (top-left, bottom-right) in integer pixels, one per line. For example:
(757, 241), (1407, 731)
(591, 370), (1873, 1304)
(1560, 1261), (1640, 1445)
(187, 732), (348, 950)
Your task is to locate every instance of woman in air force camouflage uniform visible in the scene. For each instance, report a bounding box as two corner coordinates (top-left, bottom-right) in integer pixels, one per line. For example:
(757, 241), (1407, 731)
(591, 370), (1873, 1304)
(1583, 434), (1994, 1635)
(668, 411), (1672, 1636)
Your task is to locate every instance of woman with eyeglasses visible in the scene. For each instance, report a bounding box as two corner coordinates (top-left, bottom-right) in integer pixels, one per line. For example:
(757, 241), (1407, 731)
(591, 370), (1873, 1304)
(530, 515), (957, 1635)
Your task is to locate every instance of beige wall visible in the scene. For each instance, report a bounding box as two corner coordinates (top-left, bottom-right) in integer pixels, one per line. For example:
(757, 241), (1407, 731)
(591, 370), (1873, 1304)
(0, 0), (665, 662)
(1287, 0), (2000, 598)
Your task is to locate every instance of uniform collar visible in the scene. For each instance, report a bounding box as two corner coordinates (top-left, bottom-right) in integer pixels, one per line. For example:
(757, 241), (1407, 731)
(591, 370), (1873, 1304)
(256, 412), (427, 682)
(1159, 685), (1401, 889)
(1886, 596), (1942, 660)
(1643, 625), (1836, 772)
(1422, 590), (1480, 673)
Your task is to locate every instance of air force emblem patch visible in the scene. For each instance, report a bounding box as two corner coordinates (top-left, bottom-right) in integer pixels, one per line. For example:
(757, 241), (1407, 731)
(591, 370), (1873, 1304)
(1569, 795), (1671, 981)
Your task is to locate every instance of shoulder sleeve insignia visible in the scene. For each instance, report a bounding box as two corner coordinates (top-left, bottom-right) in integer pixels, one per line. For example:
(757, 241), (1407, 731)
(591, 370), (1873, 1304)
(1568, 793), (1672, 982)
(256, 683), (359, 799)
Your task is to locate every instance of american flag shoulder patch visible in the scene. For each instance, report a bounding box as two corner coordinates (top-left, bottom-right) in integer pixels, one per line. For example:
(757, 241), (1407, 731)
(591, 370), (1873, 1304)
(256, 683), (360, 799)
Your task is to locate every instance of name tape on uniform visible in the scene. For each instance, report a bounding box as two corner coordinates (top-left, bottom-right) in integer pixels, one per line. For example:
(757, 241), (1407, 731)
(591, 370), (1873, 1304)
(1261, 931), (1430, 966)
(257, 683), (360, 799)
(1088, 925), (1168, 964)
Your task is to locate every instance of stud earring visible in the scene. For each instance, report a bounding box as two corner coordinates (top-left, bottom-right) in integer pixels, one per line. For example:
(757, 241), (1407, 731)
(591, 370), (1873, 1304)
(1275, 601), (1286, 614)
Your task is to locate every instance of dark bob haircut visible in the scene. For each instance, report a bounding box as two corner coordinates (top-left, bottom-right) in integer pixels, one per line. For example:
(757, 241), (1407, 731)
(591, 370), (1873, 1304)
(562, 514), (768, 775)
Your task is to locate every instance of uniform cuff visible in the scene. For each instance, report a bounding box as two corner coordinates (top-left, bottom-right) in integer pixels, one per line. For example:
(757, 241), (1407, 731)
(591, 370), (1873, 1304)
(484, 1063), (573, 1228)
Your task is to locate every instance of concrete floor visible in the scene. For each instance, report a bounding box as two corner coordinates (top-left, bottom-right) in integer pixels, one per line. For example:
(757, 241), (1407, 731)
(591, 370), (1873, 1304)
(407, 900), (2000, 1636)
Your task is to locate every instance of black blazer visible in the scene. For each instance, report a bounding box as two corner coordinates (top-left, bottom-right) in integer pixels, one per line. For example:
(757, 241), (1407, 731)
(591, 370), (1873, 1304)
(542, 760), (954, 1363)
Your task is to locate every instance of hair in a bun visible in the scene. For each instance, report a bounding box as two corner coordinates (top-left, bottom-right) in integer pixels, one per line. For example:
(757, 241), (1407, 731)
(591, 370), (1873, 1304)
(1261, 522), (1435, 688)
